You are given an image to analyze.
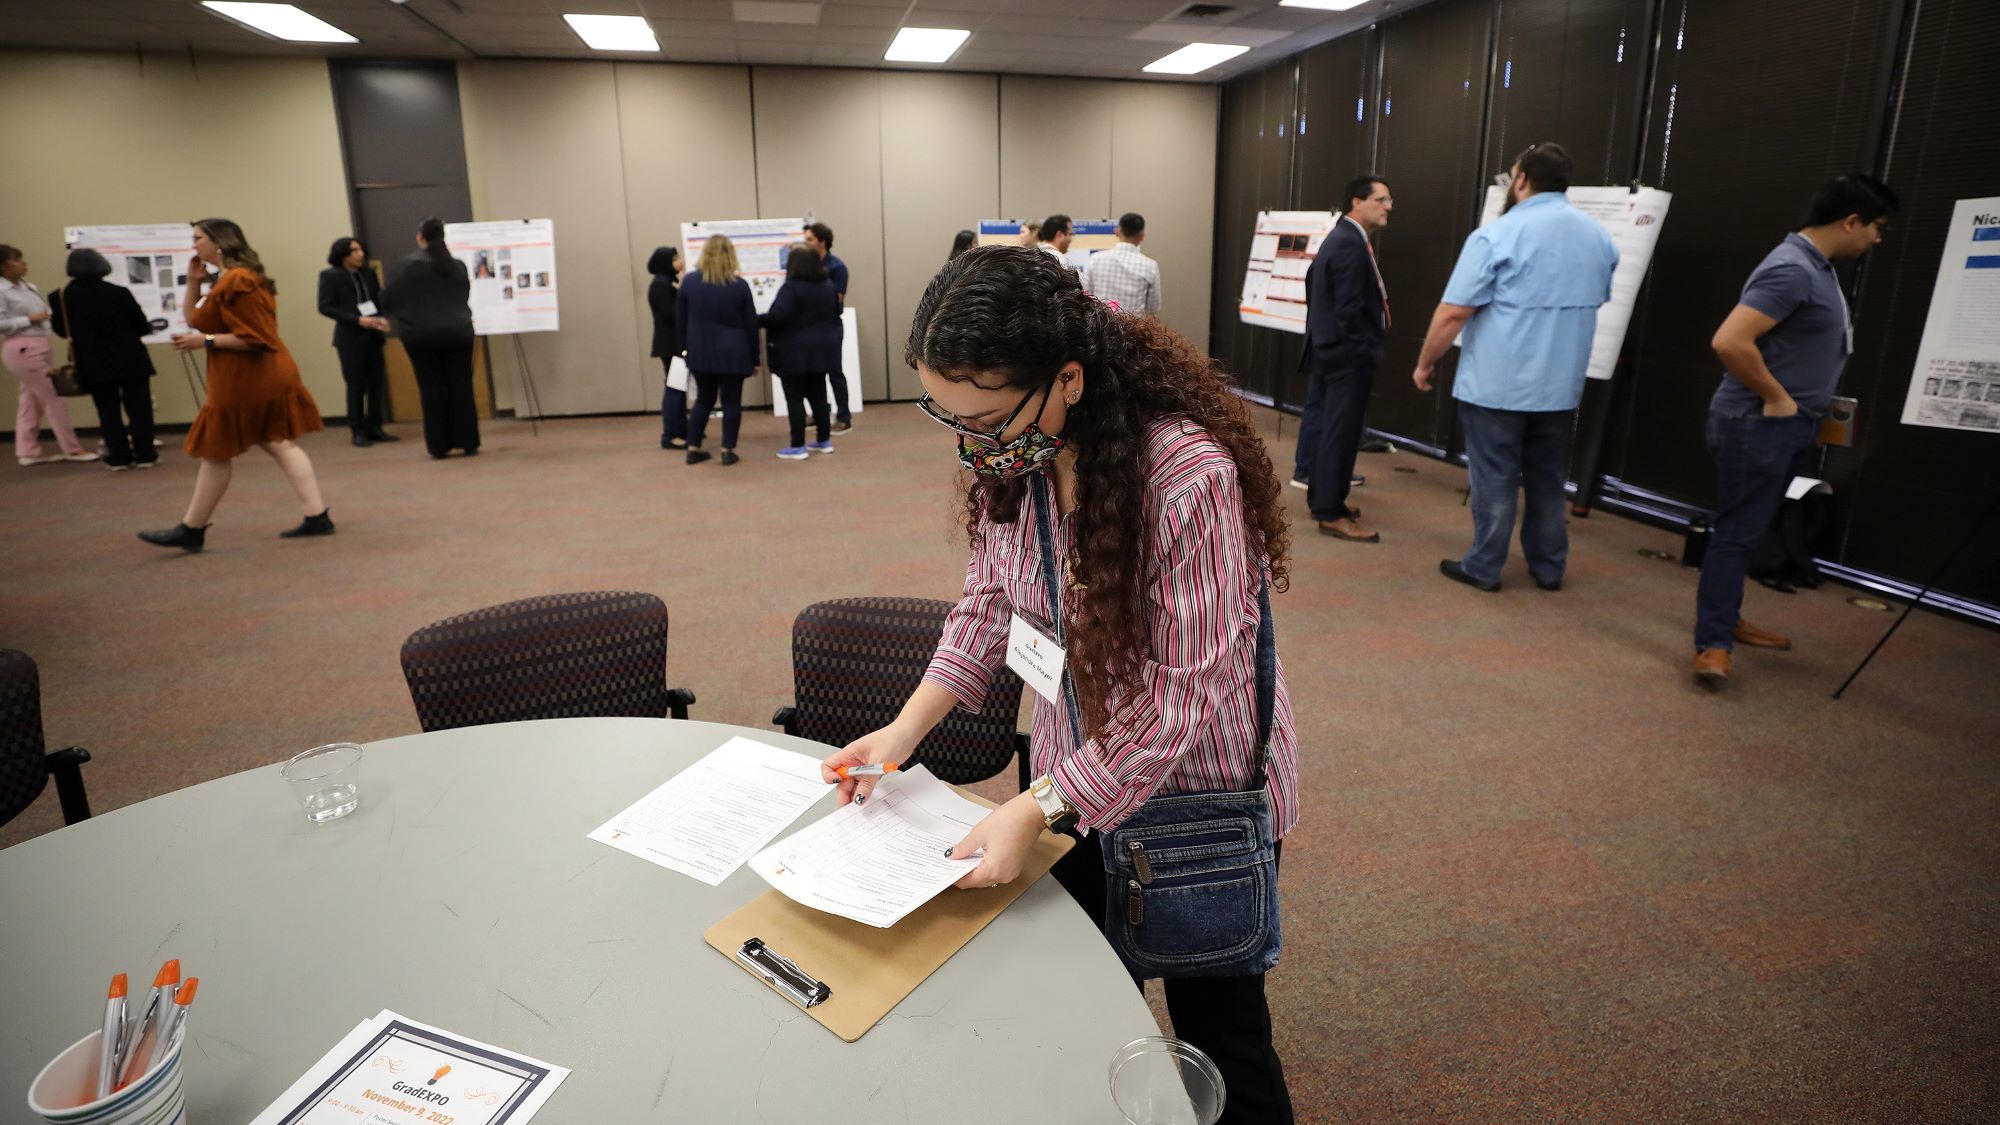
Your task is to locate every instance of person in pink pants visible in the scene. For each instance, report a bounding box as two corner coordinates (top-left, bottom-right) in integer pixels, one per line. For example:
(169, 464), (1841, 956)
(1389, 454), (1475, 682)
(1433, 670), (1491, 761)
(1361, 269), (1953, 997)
(1, 244), (96, 466)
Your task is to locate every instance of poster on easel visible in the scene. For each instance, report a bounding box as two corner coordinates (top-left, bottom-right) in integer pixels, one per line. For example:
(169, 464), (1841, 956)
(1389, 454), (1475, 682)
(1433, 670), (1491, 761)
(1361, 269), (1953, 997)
(444, 219), (558, 336)
(681, 217), (805, 315)
(976, 219), (1119, 271)
(1898, 196), (2000, 434)
(62, 224), (196, 344)
(770, 306), (864, 418)
(1473, 184), (1672, 380)
(1238, 211), (1338, 333)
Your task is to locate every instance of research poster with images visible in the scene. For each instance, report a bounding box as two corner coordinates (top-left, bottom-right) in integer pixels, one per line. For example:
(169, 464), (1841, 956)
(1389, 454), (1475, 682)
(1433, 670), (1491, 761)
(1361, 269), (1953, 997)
(975, 219), (1121, 270)
(445, 219), (558, 335)
(681, 217), (804, 314)
(63, 223), (196, 344)
(1475, 184), (1673, 380)
(1898, 196), (2000, 434)
(1237, 211), (1338, 332)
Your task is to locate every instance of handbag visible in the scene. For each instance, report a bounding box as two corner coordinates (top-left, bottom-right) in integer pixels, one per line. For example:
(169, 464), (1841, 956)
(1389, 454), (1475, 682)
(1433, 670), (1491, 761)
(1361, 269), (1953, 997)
(1028, 471), (1283, 980)
(48, 286), (86, 397)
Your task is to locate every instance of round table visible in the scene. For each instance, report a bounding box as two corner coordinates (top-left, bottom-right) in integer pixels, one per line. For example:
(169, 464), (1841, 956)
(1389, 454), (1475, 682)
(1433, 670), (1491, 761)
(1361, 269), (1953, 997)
(0, 718), (1162, 1122)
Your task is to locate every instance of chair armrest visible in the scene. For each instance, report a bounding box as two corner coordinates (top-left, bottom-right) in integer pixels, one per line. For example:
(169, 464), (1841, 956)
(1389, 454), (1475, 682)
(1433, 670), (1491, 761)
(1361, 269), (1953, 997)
(666, 687), (697, 721)
(772, 705), (799, 737)
(46, 746), (92, 824)
(1014, 732), (1032, 793)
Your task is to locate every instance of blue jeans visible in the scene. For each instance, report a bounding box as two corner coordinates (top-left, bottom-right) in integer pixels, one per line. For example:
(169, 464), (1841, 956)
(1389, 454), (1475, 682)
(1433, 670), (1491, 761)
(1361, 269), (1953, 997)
(659, 359), (686, 446)
(1695, 410), (1818, 651)
(1456, 401), (1574, 586)
(687, 371), (745, 449)
(1291, 371), (1326, 481)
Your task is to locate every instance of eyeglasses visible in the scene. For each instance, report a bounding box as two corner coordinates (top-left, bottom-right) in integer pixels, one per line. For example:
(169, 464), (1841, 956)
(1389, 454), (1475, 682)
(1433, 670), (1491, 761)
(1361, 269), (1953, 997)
(917, 379), (1052, 445)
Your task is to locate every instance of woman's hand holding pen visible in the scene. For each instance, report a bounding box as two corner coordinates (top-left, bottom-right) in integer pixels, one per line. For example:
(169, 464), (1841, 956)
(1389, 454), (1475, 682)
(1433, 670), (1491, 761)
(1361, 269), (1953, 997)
(820, 723), (917, 807)
(947, 793), (1045, 889)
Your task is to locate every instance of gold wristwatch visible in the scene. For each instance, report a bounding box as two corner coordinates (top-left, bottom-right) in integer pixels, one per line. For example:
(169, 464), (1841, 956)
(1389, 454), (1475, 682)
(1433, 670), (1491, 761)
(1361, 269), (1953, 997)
(1029, 775), (1078, 833)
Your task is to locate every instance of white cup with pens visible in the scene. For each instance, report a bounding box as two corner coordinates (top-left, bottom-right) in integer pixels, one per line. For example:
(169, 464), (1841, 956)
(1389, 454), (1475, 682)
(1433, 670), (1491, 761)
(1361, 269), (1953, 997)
(282, 741), (364, 823)
(1109, 1036), (1225, 1125)
(27, 961), (198, 1125)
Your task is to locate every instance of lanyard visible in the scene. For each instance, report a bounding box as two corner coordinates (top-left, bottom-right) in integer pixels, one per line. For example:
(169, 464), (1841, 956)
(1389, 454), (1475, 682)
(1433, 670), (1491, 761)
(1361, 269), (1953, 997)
(1025, 470), (1277, 788)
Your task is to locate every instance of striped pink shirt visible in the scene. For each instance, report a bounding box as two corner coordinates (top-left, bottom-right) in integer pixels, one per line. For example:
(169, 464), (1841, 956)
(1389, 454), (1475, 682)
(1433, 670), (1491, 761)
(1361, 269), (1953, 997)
(923, 416), (1301, 836)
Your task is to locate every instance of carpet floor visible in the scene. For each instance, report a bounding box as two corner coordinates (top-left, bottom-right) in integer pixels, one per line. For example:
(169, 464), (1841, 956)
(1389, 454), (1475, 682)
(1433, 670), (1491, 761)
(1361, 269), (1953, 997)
(4, 403), (1996, 1121)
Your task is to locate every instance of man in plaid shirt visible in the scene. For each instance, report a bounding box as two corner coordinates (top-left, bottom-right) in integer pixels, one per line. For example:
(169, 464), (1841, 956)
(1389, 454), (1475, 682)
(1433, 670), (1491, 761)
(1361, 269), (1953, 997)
(1080, 212), (1161, 317)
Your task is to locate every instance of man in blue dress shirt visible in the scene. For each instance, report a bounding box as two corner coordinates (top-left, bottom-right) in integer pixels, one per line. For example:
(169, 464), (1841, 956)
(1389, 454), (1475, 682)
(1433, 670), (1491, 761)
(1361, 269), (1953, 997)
(804, 222), (852, 432)
(1413, 142), (1618, 593)
(1693, 175), (1897, 689)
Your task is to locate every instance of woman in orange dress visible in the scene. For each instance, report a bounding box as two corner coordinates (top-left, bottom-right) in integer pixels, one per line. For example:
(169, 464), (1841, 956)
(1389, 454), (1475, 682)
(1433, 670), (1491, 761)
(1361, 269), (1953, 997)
(140, 218), (334, 552)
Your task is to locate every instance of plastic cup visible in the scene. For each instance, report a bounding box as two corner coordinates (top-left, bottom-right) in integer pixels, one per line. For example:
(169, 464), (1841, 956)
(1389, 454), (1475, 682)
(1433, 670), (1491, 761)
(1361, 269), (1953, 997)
(1108, 1036), (1225, 1125)
(281, 742), (364, 824)
(26, 1029), (186, 1124)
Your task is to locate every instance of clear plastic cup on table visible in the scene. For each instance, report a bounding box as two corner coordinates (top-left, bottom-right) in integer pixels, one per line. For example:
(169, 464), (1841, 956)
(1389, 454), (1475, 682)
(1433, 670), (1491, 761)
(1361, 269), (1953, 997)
(280, 742), (363, 824)
(1109, 1036), (1225, 1125)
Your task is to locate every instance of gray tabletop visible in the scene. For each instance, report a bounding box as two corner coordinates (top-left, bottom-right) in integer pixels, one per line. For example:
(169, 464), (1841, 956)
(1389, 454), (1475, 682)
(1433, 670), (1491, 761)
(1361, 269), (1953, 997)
(0, 718), (1160, 1122)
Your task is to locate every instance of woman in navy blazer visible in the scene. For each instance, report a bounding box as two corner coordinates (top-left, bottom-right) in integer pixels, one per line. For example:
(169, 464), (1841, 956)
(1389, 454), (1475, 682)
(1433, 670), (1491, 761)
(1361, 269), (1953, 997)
(760, 243), (842, 459)
(673, 234), (759, 466)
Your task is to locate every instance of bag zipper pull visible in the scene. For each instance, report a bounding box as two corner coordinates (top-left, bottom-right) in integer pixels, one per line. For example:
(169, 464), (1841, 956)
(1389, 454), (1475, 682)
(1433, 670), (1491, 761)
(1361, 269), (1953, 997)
(1127, 839), (1154, 885)
(1125, 879), (1145, 926)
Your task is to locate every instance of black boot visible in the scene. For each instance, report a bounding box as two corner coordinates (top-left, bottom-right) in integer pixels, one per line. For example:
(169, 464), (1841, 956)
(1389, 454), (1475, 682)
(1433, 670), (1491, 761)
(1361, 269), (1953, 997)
(280, 509), (336, 538)
(139, 523), (206, 552)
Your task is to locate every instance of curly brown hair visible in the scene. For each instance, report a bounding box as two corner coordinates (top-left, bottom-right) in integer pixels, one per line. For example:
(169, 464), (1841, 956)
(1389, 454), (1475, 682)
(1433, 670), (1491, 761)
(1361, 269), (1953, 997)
(907, 245), (1291, 741)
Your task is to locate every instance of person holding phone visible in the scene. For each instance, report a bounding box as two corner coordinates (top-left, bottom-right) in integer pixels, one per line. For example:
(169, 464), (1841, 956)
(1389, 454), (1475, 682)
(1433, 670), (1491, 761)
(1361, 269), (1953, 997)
(819, 246), (1299, 1124)
(140, 218), (332, 551)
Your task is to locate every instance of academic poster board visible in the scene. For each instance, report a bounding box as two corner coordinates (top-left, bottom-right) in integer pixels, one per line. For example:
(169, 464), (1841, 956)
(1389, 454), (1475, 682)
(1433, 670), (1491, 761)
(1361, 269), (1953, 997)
(1475, 184), (1672, 380)
(1898, 196), (2000, 434)
(1237, 210), (1338, 333)
(63, 223), (195, 344)
(976, 219), (1119, 270)
(770, 306), (864, 418)
(445, 219), (558, 335)
(681, 217), (805, 314)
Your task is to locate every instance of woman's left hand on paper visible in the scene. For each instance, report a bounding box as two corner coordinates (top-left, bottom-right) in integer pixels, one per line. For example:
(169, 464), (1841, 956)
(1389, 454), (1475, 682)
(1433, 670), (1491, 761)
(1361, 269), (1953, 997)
(947, 793), (1046, 889)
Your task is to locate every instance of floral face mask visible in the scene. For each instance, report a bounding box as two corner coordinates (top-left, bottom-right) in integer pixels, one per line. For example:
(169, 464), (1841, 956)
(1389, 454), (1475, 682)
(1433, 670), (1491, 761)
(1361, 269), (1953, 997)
(919, 379), (1066, 480)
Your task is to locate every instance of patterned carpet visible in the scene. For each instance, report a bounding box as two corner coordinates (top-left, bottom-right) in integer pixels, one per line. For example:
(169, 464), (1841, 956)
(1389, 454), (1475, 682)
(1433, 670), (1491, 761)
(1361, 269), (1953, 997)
(5, 402), (1996, 1121)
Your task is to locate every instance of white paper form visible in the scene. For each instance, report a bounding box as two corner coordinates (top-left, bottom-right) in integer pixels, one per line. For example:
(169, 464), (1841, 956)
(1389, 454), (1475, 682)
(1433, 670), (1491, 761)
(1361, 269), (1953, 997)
(249, 1009), (568, 1125)
(748, 766), (984, 928)
(588, 737), (830, 886)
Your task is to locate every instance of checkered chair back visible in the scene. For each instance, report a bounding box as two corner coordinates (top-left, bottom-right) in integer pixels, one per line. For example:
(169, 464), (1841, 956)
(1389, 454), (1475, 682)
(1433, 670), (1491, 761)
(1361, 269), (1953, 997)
(400, 592), (676, 732)
(0, 649), (52, 828)
(791, 597), (1026, 786)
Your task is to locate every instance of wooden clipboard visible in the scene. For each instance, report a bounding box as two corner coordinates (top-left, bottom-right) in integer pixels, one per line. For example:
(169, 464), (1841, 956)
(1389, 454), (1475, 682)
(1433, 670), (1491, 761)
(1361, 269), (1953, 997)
(704, 792), (1074, 1042)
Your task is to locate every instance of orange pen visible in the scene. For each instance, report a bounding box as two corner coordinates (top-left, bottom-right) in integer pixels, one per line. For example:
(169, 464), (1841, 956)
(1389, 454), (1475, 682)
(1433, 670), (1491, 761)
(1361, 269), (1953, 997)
(116, 960), (180, 1090)
(95, 973), (127, 1099)
(148, 978), (198, 1075)
(835, 762), (901, 780)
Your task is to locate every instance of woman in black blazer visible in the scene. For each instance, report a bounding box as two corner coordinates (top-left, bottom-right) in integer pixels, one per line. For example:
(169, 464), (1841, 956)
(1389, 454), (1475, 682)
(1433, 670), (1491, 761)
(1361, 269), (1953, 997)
(317, 236), (396, 447)
(673, 234), (759, 466)
(760, 243), (842, 459)
(48, 249), (156, 470)
(647, 246), (686, 450)
(379, 217), (479, 459)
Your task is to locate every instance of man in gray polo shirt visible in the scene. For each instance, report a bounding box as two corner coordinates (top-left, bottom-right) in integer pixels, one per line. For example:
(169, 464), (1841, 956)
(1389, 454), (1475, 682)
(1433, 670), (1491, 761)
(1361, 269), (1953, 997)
(1693, 174), (1898, 688)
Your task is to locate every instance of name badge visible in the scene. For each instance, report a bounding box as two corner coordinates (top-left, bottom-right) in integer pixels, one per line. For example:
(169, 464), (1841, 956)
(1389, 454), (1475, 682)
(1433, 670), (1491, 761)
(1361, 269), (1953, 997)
(1006, 612), (1065, 704)
(357, 300), (378, 316)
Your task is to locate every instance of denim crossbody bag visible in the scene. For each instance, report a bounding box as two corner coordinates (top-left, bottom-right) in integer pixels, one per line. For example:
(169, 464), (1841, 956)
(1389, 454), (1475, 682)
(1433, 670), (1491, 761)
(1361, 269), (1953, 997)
(1028, 472), (1283, 979)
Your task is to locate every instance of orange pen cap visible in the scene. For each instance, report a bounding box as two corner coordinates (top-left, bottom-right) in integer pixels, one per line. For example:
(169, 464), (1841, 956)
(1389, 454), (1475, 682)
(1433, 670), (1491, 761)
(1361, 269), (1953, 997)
(175, 978), (198, 1006)
(154, 960), (181, 989)
(108, 973), (128, 999)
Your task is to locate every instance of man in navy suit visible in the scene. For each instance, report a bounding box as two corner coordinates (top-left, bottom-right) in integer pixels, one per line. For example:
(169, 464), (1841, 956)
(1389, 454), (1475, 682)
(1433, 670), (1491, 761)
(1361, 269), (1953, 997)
(1301, 176), (1393, 543)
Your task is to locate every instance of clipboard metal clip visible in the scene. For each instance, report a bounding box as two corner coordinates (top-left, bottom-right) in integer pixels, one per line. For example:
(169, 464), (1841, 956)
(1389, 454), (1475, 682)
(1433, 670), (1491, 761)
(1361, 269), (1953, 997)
(737, 938), (831, 1010)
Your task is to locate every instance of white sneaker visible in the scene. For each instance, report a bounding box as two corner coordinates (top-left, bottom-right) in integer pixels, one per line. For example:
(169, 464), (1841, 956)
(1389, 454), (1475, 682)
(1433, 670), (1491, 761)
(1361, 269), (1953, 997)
(17, 454), (65, 466)
(64, 451), (101, 463)
(1288, 476), (1309, 491)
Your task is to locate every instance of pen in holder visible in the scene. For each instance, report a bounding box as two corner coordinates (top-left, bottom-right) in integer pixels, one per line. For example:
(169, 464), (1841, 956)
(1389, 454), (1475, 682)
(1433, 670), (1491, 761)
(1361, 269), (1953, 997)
(27, 1029), (186, 1125)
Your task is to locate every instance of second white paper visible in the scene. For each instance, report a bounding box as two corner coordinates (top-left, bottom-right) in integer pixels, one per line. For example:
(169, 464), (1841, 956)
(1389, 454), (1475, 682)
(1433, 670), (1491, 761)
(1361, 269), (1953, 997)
(588, 736), (830, 885)
(748, 765), (985, 928)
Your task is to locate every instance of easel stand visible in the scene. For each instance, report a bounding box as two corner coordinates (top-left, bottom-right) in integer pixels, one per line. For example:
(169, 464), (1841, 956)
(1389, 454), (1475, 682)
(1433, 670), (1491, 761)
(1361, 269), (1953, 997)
(1833, 492), (1999, 700)
(506, 334), (545, 437)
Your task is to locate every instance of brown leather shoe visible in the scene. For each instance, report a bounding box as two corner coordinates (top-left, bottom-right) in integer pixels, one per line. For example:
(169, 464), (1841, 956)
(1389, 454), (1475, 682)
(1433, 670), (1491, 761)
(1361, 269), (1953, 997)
(1734, 620), (1792, 651)
(1692, 649), (1730, 688)
(1317, 518), (1379, 543)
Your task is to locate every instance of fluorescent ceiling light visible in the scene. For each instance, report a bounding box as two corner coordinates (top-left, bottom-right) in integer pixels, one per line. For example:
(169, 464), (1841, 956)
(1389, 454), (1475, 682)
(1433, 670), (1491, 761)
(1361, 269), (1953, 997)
(199, 2), (357, 44)
(1143, 42), (1250, 75)
(885, 27), (970, 64)
(1279, 0), (1372, 10)
(562, 14), (660, 52)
